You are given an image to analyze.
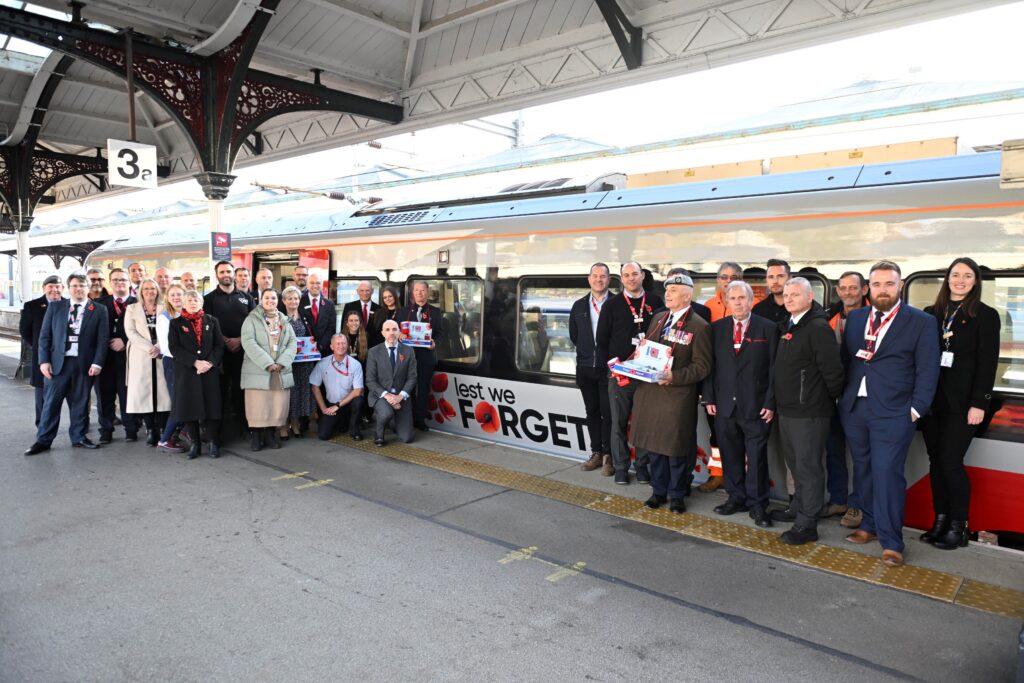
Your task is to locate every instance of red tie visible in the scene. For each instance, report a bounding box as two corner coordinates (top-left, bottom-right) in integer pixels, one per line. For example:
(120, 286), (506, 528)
(312, 297), (319, 324)
(734, 319), (743, 354)
(363, 302), (369, 325)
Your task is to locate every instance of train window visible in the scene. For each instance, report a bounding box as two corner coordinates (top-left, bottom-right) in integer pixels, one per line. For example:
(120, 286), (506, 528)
(414, 278), (483, 365)
(332, 277), (382, 333)
(906, 271), (1024, 395)
(692, 272), (828, 308)
(516, 276), (622, 376)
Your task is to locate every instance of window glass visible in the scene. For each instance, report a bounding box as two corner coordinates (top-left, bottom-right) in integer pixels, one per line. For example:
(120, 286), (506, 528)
(693, 274), (827, 306)
(417, 278), (483, 365)
(907, 274), (1024, 395)
(517, 276), (622, 375)
(332, 277), (381, 333)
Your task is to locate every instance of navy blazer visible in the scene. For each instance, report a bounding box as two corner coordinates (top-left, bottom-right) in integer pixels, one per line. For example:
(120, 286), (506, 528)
(703, 314), (778, 419)
(38, 298), (109, 375)
(299, 291), (337, 356)
(839, 304), (940, 418)
(20, 295), (55, 388)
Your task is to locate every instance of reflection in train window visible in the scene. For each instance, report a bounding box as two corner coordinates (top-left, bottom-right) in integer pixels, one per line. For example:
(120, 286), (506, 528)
(692, 273), (827, 307)
(906, 272), (1024, 395)
(517, 277), (621, 376)
(418, 278), (483, 365)
(332, 277), (382, 333)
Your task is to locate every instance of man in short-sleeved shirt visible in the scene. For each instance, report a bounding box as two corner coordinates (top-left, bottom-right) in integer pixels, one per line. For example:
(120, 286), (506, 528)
(310, 334), (364, 441)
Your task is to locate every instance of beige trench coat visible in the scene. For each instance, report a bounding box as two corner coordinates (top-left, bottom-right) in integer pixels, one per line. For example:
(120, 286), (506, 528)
(631, 310), (712, 457)
(124, 302), (172, 414)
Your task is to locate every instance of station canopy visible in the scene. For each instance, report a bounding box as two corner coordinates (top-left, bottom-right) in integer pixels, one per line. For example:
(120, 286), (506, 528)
(0, 0), (1014, 208)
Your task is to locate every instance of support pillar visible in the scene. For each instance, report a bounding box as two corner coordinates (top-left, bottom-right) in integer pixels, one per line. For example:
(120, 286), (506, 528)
(195, 171), (236, 272)
(15, 215), (32, 303)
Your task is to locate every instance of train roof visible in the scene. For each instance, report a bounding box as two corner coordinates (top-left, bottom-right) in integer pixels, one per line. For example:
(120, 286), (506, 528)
(93, 151), (1003, 254)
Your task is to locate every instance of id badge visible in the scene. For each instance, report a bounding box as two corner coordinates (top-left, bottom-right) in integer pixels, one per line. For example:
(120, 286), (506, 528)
(733, 343), (742, 350)
(68, 335), (79, 343)
(633, 315), (643, 324)
(855, 349), (873, 361)
(942, 331), (954, 340)
(940, 351), (954, 368)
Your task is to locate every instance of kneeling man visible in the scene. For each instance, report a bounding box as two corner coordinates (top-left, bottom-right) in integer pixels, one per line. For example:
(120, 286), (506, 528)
(310, 334), (364, 441)
(366, 320), (418, 446)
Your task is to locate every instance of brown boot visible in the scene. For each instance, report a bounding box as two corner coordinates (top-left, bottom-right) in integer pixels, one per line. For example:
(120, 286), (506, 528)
(698, 475), (724, 493)
(601, 454), (615, 477)
(581, 452), (603, 471)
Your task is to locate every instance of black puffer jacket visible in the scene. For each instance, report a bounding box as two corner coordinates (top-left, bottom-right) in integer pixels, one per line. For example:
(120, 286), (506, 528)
(773, 302), (844, 418)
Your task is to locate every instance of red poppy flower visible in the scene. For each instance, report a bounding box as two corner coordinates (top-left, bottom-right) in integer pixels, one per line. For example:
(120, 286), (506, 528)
(87, 304), (94, 311)
(435, 411), (446, 423)
(431, 373), (449, 393)
(782, 333), (793, 341)
(399, 354), (405, 362)
(439, 398), (456, 418)
(474, 401), (500, 433)
(427, 395), (438, 411)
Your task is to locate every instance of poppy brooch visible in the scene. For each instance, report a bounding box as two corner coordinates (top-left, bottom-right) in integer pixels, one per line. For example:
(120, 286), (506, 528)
(782, 333), (793, 341)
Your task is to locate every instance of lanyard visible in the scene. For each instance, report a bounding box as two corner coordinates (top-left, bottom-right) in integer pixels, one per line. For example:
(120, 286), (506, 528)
(591, 293), (606, 316)
(624, 291), (647, 328)
(113, 298), (124, 316)
(942, 304), (961, 349)
(331, 357), (350, 376)
(865, 303), (900, 351)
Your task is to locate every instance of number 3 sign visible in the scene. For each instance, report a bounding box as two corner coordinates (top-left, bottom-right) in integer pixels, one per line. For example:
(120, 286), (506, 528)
(107, 139), (158, 189)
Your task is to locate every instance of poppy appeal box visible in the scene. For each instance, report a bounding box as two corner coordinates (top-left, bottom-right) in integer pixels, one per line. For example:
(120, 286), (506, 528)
(400, 321), (433, 348)
(609, 339), (672, 383)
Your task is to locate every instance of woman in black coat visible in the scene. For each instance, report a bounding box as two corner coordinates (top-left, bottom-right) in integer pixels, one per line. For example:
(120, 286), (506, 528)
(920, 257), (1001, 550)
(167, 290), (225, 459)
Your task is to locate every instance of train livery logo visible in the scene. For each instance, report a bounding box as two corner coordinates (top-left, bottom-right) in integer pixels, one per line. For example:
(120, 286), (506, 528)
(428, 372), (591, 457)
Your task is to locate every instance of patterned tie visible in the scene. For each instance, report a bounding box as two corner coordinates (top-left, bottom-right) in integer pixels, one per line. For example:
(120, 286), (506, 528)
(734, 319), (742, 354)
(389, 345), (396, 371)
(312, 297), (319, 324)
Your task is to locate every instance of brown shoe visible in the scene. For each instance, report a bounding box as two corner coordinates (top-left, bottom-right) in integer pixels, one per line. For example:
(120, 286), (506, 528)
(820, 503), (848, 518)
(581, 452), (603, 472)
(601, 455), (614, 477)
(840, 508), (863, 529)
(882, 549), (904, 567)
(845, 530), (877, 545)
(697, 475), (724, 493)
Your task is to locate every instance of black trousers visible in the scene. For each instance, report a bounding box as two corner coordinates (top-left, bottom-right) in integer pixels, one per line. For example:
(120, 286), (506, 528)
(608, 377), (647, 473)
(778, 415), (831, 530)
(221, 349), (246, 431)
(649, 452), (688, 499)
(715, 414), (771, 509)
(98, 351), (138, 436)
(921, 414), (977, 521)
(412, 348), (435, 425)
(318, 396), (364, 440)
(576, 367), (611, 455)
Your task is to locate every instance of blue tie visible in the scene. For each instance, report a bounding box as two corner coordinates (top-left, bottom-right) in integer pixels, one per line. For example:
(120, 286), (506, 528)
(389, 345), (396, 371)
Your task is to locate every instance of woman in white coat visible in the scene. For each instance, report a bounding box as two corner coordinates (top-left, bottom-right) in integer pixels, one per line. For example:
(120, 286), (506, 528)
(125, 278), (172, 445)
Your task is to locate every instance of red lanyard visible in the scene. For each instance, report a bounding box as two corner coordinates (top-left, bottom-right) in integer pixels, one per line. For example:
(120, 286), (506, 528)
(624, 291), (647, 328)
(331, 357), (350, 376)
(113, 298), (124, 316)
(865, 303), (900, 351)
(591, 294), (606, 316)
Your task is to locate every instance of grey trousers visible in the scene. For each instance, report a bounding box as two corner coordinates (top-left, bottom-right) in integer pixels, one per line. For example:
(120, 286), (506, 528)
(777, 415), (831, 529)
(607, 376), (648, 473)
(372, 397), (414, 443)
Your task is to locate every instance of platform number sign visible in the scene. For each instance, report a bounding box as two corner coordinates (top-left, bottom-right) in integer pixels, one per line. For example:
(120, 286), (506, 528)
(107, 139), (158, 189)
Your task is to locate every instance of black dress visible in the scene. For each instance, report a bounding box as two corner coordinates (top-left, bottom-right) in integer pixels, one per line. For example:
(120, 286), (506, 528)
(167, 315), (225, 422)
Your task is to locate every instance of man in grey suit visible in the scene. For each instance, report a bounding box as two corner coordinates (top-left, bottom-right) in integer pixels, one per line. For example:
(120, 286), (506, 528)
(365, 320), (418, 446)
(25, 272), (109, 455)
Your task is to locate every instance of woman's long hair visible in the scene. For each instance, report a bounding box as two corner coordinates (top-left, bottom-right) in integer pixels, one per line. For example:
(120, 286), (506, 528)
(381, 284), (401, 311)
(343, 310), (368, 363)
(163, 284), (185, 317)
(932, 257), (983, 318)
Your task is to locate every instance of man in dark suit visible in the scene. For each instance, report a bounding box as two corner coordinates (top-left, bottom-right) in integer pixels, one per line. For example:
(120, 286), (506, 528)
(397, 280), (445, 431)
(569, 263), (613, 474)
(365, 320), (418, 445)
(95, 268), (138, 443)
(299, 273), (336, 356)
(703, 280), (779, 527)
(839, 260), (940, 567)
(25, 272), (110, 455)
(20, 274), (65, 426)
(341, 280), (380, 329)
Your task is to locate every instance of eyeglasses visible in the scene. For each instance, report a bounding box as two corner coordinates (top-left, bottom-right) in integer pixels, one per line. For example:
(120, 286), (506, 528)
(717, 274), (741, 281)
(88, 277), (105, 283)
(110, 278), (129, 283)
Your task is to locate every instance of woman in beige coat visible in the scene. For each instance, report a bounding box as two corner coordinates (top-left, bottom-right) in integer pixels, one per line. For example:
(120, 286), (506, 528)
(241, 289), (297, 451)
(125, 278), (172, 445)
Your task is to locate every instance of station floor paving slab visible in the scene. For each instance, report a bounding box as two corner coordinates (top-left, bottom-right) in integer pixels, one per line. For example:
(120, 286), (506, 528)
(1, 370), (1022, 682)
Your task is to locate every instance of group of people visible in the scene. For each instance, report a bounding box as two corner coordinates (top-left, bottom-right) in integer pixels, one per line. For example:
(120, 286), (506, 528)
(570, 258), (999, 566)
(21, 261), (448, 462)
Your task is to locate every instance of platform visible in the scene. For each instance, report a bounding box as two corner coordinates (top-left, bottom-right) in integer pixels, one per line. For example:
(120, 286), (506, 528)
(1, 363), (1022, 681)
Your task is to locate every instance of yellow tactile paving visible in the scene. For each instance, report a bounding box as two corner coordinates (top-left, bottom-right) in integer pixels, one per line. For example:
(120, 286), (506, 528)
(335, 436), (1024, 619)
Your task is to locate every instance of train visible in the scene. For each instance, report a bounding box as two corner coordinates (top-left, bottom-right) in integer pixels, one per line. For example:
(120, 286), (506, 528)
(86, 151), (1024, 541)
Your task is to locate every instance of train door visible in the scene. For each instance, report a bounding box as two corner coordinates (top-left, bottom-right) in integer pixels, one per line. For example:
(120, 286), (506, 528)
(253, 251), (299, 292)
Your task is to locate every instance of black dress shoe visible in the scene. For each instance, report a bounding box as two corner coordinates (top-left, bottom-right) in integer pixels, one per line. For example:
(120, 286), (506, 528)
(145, 432), (159, 446)
(350, 433), (363, 441)
(24, 442), (50, 456)
(714, 501), (750, 516)
(644, 494), (667, 509)
(780, 525), (818, 545)
(415, 422), (429, 432)
(73, 438), (100, 449)
(374, 437), (385, 447)
(614, 470), (629, 485)
(771, 503), (797, 522)
(669, 498), (686, 514)
(124, 433), (138, 442)
(99, 432), (113, 445)
(634, 465), (651, 485)
(750, 506), (773, 528)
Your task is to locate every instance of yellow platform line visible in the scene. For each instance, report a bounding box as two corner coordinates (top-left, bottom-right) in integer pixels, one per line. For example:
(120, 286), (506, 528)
(333, 436), (1024, 620)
